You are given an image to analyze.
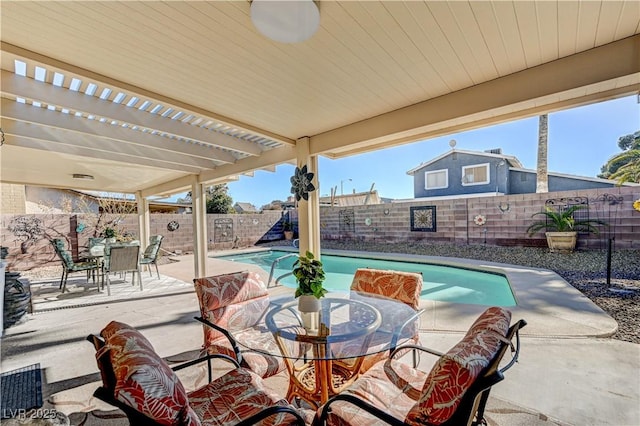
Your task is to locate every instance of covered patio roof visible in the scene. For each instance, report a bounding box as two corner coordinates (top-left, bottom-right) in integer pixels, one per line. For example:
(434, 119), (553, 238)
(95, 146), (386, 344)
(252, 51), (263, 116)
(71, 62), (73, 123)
(1, 1), (639, 276)
(1, 1), (638, 197)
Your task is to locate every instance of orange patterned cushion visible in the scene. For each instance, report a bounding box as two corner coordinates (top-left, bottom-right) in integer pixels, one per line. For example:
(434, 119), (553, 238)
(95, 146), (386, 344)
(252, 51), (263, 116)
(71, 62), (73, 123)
(100, 321), (200, 426)
(324, 358), (427, 425)
(405, 308), (511, 425)
(351, 268), (423, 309)
(194, 272), (268, 311)
(203, 327), (286, 379)
(188, 368), (310, 425)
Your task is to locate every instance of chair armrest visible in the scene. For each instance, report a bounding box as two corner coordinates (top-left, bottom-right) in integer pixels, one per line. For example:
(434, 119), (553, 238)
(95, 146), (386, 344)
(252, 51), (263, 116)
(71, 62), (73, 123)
(194, 316), (245, 366)
(316, 394), (406, 426)
(235, 405), (307, 426)
(390, 343), (445, 360)
(171, 353), (240, 384)
(499, 319), (527, 373)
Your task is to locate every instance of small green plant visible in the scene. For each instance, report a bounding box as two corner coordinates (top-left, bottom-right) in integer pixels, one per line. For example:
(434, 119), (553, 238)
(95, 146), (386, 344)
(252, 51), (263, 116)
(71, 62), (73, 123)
(293, 251), (327, 299)
(526, 205), (605, 236)
(283, 220), (292, 232)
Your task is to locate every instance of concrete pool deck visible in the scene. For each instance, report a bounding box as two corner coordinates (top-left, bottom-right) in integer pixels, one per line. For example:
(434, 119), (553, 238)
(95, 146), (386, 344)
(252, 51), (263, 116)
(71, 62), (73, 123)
(211, 246), (619, 338)
(1, 249), (637, 425)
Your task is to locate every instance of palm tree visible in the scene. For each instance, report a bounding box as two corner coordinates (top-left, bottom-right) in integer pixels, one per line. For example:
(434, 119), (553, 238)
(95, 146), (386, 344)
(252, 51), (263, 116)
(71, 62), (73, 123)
(609, 152), (640, 184)
(536, 114), (549, 193)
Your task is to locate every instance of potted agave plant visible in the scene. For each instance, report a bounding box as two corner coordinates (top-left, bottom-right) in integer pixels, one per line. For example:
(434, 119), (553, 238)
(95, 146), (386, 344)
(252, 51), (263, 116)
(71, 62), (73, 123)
(526, 205), (605, 252)
(293, 251), (327, 323)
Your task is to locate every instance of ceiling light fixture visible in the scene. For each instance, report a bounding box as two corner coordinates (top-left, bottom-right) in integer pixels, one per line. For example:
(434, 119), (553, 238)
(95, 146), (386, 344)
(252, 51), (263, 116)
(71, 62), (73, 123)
(72, 173), (94, 180)
(250, 0), (320, 44)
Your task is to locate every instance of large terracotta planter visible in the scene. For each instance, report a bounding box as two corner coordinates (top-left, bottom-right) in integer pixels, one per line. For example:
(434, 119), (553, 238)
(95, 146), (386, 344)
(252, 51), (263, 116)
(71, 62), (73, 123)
(545, 231), (577, 253)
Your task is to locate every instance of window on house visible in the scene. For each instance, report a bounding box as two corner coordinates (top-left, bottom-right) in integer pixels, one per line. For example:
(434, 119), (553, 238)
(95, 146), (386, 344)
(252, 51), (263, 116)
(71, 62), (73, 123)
(461, 163), (489, 185)
(425, 169), (448, 189)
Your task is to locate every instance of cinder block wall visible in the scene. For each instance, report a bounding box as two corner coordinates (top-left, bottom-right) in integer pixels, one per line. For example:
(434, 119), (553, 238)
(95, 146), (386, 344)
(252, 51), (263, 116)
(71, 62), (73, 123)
(0, 211), (285, 271)
(319, 186), (640, 249)
(1, 186), (639, 272)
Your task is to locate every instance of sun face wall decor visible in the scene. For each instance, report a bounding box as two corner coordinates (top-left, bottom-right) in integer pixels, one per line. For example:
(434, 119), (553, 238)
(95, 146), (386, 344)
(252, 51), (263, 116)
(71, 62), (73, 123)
(410, 206), (437, 232)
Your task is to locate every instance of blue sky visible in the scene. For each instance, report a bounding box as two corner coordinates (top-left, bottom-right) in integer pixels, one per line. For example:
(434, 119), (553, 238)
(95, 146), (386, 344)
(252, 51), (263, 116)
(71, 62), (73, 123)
(214, 95), (639, 208)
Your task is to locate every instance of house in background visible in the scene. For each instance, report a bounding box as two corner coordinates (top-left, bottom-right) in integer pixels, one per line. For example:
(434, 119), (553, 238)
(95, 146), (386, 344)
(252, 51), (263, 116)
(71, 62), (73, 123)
(1, 184), (190, 214)
(233, 202), (259, 214)
(406, 148), (631, 199)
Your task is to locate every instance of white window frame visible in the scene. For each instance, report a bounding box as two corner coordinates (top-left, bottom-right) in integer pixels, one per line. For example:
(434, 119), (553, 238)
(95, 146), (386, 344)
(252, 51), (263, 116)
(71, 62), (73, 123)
(424, 169), (448, 190)
(461, 163), (490, 186)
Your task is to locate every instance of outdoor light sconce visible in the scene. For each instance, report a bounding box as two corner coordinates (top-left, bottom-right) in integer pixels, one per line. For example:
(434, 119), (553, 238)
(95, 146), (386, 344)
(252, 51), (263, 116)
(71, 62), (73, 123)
(72, 173), (94, 180)
(251, 0), (320, 44)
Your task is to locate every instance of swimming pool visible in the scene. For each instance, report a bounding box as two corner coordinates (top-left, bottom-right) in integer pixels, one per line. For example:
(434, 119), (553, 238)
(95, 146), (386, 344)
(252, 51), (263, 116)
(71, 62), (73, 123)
(214, 250), (516, 306)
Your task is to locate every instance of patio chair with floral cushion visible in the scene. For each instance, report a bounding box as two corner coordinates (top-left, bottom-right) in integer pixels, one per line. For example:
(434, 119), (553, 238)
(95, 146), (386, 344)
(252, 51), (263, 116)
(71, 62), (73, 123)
(139, 235), (164, 279)
(193, 271), (298, 379)
(51, 238), (99, 293)
(332, 268), (425, 373)
(314, 307), (526, 426)
(87, 320), (313, 426)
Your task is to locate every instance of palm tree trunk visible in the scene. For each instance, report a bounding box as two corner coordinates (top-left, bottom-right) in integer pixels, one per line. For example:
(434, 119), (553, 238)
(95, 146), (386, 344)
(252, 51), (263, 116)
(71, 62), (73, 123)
(536, 114), (549, 193)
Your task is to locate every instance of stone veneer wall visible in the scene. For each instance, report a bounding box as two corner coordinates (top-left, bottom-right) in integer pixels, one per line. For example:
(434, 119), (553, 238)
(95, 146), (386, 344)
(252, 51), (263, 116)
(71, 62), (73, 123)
(1, 186), (639, 272)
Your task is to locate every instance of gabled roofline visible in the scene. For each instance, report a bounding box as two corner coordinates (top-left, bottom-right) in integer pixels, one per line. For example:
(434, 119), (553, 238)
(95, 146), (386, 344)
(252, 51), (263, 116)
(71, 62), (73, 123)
(509, 167), (639, 186)
(406, 149), (523, 175)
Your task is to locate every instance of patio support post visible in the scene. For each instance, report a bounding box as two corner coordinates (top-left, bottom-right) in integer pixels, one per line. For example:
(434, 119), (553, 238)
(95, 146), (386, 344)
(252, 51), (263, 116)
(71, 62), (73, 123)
(136, 191), (150, 247)
(296, 137), (321, 257)
(192, 177), (208, 278)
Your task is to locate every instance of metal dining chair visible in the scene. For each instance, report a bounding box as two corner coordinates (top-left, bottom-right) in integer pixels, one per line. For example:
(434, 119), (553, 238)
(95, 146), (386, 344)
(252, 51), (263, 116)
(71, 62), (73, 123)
(139, 235), (163, 279)
(51, 238), (99, 293)
(102, 244), (142, 296)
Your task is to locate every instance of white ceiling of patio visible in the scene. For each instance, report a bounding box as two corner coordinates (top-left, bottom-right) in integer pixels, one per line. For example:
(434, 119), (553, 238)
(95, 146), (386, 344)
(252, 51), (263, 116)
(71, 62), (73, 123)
(1, 1), (639, 196)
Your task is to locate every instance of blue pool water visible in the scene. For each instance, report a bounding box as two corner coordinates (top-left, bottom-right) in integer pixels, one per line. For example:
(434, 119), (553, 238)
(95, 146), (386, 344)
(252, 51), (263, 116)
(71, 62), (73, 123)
(214, 250), (516, 306)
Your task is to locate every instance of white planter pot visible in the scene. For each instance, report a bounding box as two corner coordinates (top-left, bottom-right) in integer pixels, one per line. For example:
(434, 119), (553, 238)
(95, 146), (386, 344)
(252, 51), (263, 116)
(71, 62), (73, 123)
(298, 294), (320, 312)
(298, 295), (321, 331)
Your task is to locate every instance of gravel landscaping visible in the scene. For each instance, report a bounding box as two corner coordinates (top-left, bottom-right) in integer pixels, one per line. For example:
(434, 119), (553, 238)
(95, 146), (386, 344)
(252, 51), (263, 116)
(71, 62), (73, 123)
(316, 240), (640, 344)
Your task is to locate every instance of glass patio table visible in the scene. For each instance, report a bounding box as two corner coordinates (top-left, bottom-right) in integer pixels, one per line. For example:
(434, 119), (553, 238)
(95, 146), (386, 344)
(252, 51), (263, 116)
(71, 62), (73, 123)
(231, 291), (422, 408)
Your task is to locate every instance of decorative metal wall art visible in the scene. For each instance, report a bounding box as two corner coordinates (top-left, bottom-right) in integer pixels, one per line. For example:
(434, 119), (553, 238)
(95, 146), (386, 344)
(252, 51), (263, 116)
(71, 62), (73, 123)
(410, 206), (436, 232)
(497, 202), (511, 213)
(290, 165), (316, 201)
(339, 209), (355, 236)
(545, 196), (590, 232)
(167, 221), (180, 231)
(214, 218), (233, 242)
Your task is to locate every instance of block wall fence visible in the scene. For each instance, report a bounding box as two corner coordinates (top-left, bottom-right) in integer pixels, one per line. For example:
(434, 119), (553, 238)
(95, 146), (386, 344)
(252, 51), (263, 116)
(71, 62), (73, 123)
(1, 186), (639, 272)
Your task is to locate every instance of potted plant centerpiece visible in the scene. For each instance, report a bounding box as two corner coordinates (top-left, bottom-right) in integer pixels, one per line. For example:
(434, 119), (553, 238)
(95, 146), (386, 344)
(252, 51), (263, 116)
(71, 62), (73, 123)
(526, 205), (605, 252)
(293, 251), (327, 328)
(102, 227), (117, 244)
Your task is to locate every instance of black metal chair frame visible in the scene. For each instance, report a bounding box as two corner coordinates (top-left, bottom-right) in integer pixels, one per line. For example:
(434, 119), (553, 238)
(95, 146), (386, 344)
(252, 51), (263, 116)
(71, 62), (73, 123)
(86, 333), (307, 426)
(314, 319), (527, 426)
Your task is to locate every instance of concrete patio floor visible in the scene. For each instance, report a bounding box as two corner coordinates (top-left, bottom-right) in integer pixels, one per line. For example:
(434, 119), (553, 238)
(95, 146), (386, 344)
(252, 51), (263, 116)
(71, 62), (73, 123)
(1, 250), (638, 425)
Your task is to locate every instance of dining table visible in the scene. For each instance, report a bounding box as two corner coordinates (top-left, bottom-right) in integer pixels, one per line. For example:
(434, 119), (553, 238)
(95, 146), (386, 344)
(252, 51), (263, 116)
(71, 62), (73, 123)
(229, 290), (423, 408)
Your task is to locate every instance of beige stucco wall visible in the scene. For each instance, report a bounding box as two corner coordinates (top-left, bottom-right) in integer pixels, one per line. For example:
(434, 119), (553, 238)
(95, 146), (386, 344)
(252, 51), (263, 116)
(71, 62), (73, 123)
(1, 183), (26, 215)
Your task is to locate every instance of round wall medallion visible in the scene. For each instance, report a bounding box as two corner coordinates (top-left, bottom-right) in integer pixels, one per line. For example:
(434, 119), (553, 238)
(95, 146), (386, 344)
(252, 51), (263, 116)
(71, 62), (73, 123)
(383, 209), (390, 215)
(364, 218), (372, 226)
(167, 221), (180, 231)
